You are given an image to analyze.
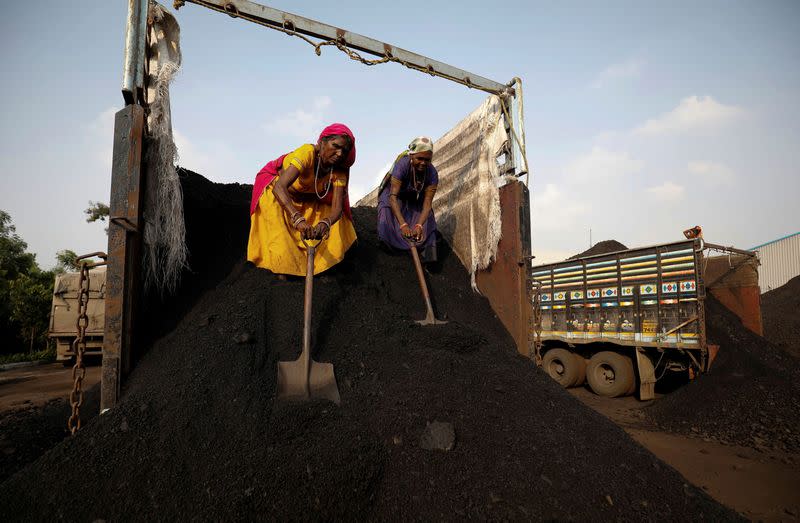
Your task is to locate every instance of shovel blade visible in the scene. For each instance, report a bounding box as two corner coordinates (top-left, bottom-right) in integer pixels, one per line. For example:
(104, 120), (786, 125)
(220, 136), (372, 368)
(276, 359), (341, 405)
(415, 317), (448, 326)
(415, 310), (447, 326)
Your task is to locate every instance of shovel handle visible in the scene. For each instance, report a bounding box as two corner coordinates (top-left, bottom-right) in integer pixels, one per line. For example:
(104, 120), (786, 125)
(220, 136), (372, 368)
(300, 241), (318, 396)
(408, 244), (436, 319)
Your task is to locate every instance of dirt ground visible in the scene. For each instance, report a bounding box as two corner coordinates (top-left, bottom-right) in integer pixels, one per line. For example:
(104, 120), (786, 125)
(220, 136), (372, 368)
(0, 362), (101, 412)
(570, 387), (800, 522)
(0, 362), (102, 483)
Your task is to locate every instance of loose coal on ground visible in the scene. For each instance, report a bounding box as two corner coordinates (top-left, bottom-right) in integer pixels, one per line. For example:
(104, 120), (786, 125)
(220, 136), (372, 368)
(570, 239), (628, 259)
(761, 275), (800, 359)
(0, 173), (737, 521)
(647, 295), (800, 452)
(0, 385), (100, 483)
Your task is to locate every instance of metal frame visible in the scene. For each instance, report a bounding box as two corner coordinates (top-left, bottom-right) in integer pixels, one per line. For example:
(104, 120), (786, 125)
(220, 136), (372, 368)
(103, 0), (530, 407)
(176, 0), (527, 179)
(102, 0), (149, 410)
(178, 0), (509, 94)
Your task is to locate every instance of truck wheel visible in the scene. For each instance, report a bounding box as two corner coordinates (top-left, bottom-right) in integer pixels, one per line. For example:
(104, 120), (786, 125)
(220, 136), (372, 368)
(543, 348), (582, 388)
(572, 353), (587, 386)
(586, 351), (635, 398)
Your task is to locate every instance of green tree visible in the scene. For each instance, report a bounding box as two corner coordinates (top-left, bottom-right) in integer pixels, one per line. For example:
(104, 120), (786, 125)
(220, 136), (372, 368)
(9, 270), (54, 353)
(85, 201), (110, 224)
(0, 210), (36, 281)
(55, 249), (81, 273)
(0, 210), (40, 354)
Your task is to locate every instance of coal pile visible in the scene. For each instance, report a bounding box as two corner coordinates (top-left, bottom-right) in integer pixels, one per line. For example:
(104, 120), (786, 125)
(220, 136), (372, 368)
(570, 240), (628, 259)
(0, 174), (736, 521)
(0, 385), (100, 483)
(761, 275), (800, 359)
(647, 295), (800, 452)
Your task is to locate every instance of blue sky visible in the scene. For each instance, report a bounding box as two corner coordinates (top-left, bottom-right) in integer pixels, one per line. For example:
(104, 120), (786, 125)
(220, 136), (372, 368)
(1, 0), (798, 268)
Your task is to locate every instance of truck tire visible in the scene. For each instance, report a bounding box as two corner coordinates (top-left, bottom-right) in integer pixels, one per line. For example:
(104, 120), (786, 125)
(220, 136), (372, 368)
(586, 351), (635, 398)
(543, 348), (582, 388)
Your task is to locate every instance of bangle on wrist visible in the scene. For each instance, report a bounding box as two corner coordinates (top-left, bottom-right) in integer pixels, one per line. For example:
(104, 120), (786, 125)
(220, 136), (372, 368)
(413, 223), (423, 230)
(400, 222), (408, 229)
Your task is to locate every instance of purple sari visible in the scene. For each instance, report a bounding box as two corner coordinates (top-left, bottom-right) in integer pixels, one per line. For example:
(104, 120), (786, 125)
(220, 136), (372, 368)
(377, 155), (439, 254)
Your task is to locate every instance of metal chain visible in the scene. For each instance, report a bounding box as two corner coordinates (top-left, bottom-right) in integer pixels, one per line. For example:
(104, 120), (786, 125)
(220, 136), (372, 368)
(175, 1), (508, 96)
(68, 263), (91, 435)
(67, 252), (107, 435)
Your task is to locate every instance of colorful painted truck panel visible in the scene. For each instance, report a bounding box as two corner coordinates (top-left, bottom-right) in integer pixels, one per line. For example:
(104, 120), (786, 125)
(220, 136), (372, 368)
(532, 239), (705, 355)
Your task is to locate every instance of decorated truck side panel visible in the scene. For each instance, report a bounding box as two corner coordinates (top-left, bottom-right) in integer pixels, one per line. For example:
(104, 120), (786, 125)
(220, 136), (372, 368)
(530, 240), (709, 399)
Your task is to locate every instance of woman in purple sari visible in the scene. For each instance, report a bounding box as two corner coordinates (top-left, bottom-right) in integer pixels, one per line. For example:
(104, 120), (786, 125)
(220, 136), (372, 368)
(377, 136), (440, 262)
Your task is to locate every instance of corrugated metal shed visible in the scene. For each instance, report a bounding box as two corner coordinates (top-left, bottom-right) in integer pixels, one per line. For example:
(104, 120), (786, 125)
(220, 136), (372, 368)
(751, 232), (800, 293)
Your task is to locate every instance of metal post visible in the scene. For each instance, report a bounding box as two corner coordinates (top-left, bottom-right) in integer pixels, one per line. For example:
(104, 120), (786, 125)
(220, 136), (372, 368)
(122, 0), (149, 105)
(101, 105), (145, 411)
(134, 0), (149, 104)
(509, 78), (528, 179)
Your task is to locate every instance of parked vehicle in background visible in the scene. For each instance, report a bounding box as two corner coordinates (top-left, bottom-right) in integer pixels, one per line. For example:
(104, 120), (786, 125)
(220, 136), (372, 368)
(48, 268), (106, 364)
(530, 239), (759, 400)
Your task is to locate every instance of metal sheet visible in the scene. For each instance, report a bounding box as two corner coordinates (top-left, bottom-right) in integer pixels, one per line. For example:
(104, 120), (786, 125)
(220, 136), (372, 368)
(752, 232), (800, 293)
(475, 181), (531, 356)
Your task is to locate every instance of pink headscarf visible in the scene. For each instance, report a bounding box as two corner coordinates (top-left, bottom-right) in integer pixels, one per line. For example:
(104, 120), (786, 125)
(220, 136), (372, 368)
(249, 123), (356, 217)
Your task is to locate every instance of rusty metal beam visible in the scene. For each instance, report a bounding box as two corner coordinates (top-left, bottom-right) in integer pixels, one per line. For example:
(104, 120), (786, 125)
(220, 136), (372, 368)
(101, 105), (145, 411)
(178, 0), (510, 96)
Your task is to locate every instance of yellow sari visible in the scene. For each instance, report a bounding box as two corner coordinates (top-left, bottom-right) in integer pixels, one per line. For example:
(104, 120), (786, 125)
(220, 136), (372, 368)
(247, 144), (357, 276)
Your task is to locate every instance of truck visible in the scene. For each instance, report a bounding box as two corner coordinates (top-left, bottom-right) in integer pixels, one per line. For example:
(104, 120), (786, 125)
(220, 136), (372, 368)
(530, 239), (759, 400)
(48, 268), (106, 364)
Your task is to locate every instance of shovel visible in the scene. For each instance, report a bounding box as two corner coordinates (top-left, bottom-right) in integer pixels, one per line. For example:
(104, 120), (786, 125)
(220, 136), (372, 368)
(408, 240), (447, 326)
(276, 238), (341, 405)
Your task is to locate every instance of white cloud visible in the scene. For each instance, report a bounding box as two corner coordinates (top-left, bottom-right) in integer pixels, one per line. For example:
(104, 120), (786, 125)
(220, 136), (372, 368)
(687, 161), (735, 184)
(263, 96), (332, 140)
(646, 181), (685, 201)
(634, 95), (742, 136)
(174, 129), (209, 170)
(531, 183), (589, 231)
(532, 248), (575, 265)
(375, 161), (393, 183)
(173, 129), (244, 183)
(563, 146), (643, 182)
(86, 107), (117, 170)
(348, 183), (368, 202)
(591, 59), (643, 89)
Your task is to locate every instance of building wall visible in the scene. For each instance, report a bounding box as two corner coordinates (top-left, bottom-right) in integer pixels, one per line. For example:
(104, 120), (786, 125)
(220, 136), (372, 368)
(752, 232), (800, 293)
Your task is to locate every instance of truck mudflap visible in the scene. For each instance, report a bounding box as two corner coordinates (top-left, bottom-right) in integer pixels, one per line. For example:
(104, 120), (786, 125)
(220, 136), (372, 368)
(635, 348), (656, 400)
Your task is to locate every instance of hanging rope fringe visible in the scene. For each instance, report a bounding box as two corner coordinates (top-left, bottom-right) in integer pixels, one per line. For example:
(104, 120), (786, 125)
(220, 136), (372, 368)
(143, 2), (188, 294)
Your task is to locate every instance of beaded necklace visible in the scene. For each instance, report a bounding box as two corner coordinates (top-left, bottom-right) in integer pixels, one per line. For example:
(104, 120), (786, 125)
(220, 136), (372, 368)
(314, 153), (333, 200)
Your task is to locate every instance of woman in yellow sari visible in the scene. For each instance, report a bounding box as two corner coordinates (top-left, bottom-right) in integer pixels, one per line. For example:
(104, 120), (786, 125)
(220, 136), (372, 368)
(247, 123), (357, 276)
